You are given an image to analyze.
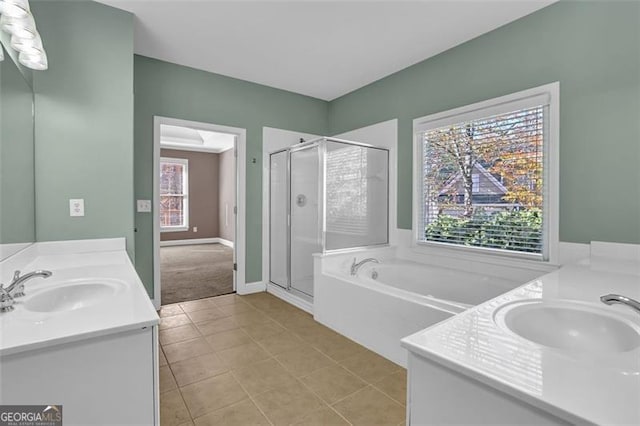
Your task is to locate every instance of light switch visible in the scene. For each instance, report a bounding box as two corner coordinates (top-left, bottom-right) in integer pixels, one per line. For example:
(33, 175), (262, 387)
(193, 226), (198, 233)
(69, 199), (84, 217)
(137, 199), (152, 213)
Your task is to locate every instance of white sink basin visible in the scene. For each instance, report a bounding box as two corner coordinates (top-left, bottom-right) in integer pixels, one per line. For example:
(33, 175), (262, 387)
(24, 280), (123, 313)
(494, 299), (640, 353)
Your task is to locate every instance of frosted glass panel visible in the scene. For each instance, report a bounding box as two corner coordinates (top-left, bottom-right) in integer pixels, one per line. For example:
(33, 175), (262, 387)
(269, 151), (288, 288)
(289, 147), (321, 297)
(325, 141), (388, 250)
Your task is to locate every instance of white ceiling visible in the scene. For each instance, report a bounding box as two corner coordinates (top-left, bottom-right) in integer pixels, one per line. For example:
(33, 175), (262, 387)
(161, 124), (235, 153)
(98, 0), (556, 101)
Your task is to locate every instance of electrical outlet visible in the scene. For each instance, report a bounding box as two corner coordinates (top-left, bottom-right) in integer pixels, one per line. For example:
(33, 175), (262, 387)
(193, 226), (198, 233)
(137, 199), (152, 213)
(69, 199), (84, 217)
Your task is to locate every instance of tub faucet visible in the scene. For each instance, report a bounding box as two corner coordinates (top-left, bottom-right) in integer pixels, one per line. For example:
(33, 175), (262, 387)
(600, 294), (640, 315)
(350, 258), (379, 276)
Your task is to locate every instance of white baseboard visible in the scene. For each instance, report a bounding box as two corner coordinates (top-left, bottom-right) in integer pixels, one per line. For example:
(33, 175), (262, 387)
(237, 281), (266, 295)
(267, 283), (314, 314)
(216, 238), (234, 248)
(160, 237), (234, 248)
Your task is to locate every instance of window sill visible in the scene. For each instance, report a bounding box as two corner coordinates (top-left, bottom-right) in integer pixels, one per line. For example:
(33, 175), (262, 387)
(161, 227), (189, 233)
(411, 240), (559, 274)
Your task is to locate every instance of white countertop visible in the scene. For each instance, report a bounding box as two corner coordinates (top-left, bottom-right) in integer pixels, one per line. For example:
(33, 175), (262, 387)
(0, 239), (159, 357)
(402, 250), (640, 425)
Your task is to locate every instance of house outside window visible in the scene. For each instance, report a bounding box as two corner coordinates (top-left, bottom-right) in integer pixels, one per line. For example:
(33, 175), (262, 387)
(413, 83), (559, 261)
(160, 157), (189, 232)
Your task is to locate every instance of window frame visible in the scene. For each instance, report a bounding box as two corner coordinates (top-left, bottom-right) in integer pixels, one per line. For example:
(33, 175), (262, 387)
(159, 156), (190, 232)
(412, 82), (559, 265)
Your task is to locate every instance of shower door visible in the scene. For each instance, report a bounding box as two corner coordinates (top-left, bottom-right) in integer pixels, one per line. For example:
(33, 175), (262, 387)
(289, 145), (322, 297)
(269, 150), (288, 288)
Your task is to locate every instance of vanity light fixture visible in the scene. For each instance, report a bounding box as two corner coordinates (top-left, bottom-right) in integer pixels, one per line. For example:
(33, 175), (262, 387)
(0, 13), (36, 39)
(10, 32), (41, 55)
(0, 0), (47, 70)
(18, 49), (46, 70)
(0, 0), (30, 19)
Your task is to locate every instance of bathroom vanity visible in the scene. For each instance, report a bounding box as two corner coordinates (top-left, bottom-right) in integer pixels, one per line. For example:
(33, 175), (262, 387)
(0, 239), (159, 425)
(402, 242), (640, 425)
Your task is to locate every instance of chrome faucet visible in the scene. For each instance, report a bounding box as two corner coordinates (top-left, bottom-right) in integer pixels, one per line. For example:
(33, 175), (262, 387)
(0, 270), (53, 313)
(350, 258), (380, 276)
(600, 294), (640, 315)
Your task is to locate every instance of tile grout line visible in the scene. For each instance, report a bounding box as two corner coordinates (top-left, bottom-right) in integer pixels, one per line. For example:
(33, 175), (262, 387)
(197, 298), (319, 424)
(175, 379), (196, 424)
(171, 300), (263, 423)
(180, 380), (251, 424)
(163, 330), (261, 389)
(228, 303), (314, 426)
(370, 378), (407, 408)
(161, 316), (228, 389)
(227, 306), (281, 426)
(248, 299), (356, 425)
(335, 356), (407, 408)
(227, 369), (276, 426)
(295, 364), (374, 407)
(328, 383), (376, 406)
(158, 320), (204, 346)
(294, 365), (356, 425)
(161, 293), (404, 424)
(269, 354), (354, 426)
(275, 308), (406, 411)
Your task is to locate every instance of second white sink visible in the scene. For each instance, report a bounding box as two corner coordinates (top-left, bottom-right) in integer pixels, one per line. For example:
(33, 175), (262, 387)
(494, 299), (640, 354)
(24, 280), (124, 313)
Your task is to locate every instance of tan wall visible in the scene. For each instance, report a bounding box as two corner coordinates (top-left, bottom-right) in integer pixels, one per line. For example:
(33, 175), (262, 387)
(218, 148), (235, 242)
(160, 149), (219, 241)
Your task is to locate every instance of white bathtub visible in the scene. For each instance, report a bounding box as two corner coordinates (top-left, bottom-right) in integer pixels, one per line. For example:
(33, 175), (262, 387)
(314, 251), (520, 366)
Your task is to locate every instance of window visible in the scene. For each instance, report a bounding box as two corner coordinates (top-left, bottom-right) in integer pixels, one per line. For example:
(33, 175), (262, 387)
(414, 83), (558, 261)
(160, 157), (189, 232)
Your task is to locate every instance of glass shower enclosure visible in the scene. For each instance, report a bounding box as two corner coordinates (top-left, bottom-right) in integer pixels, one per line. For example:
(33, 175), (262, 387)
(269, 137), (389, 299)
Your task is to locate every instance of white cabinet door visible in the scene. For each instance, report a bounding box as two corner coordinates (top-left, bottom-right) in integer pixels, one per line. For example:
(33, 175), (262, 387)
(0, 327), (157, 426)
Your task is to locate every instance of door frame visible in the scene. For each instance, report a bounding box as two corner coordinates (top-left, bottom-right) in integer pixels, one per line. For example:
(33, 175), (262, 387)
(152, 116), (247, 308)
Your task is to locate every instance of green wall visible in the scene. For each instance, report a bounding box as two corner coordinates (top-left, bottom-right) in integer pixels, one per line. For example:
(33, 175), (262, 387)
(31, 1), (135, 256)
(0, 31), (33, 87)
(33, 0), (632, 296)
(329, 0), (640, 244)
(134, 56), (329, 294)
(0, 45), (35, 244)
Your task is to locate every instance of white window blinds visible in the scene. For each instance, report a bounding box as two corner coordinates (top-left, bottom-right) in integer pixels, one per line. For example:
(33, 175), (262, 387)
(419, 104), (547, 256)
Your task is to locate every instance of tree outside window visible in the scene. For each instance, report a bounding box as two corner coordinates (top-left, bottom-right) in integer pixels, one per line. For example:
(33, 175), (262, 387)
(421, 106), (545, 254)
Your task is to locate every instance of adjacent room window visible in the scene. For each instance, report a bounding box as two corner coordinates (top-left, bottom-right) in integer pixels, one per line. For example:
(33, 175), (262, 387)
(160, 157), (189, 232)
(414, 83), (558, 260)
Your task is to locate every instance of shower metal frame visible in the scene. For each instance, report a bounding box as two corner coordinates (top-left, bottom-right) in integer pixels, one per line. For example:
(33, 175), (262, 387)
(269, 137), (390, 296)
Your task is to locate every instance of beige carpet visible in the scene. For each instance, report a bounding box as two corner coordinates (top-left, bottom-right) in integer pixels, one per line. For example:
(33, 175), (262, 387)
(160, 243), (234, 305)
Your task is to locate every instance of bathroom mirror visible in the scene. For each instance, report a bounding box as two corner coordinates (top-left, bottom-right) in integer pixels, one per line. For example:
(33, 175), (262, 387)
(0, 42), (36, 261)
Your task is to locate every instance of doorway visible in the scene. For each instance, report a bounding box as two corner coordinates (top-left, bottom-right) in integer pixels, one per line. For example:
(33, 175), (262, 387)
(152, 116), (246, 308)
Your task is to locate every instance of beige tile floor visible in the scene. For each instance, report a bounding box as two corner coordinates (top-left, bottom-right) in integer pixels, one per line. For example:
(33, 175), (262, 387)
(158, 292), (407, 426)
